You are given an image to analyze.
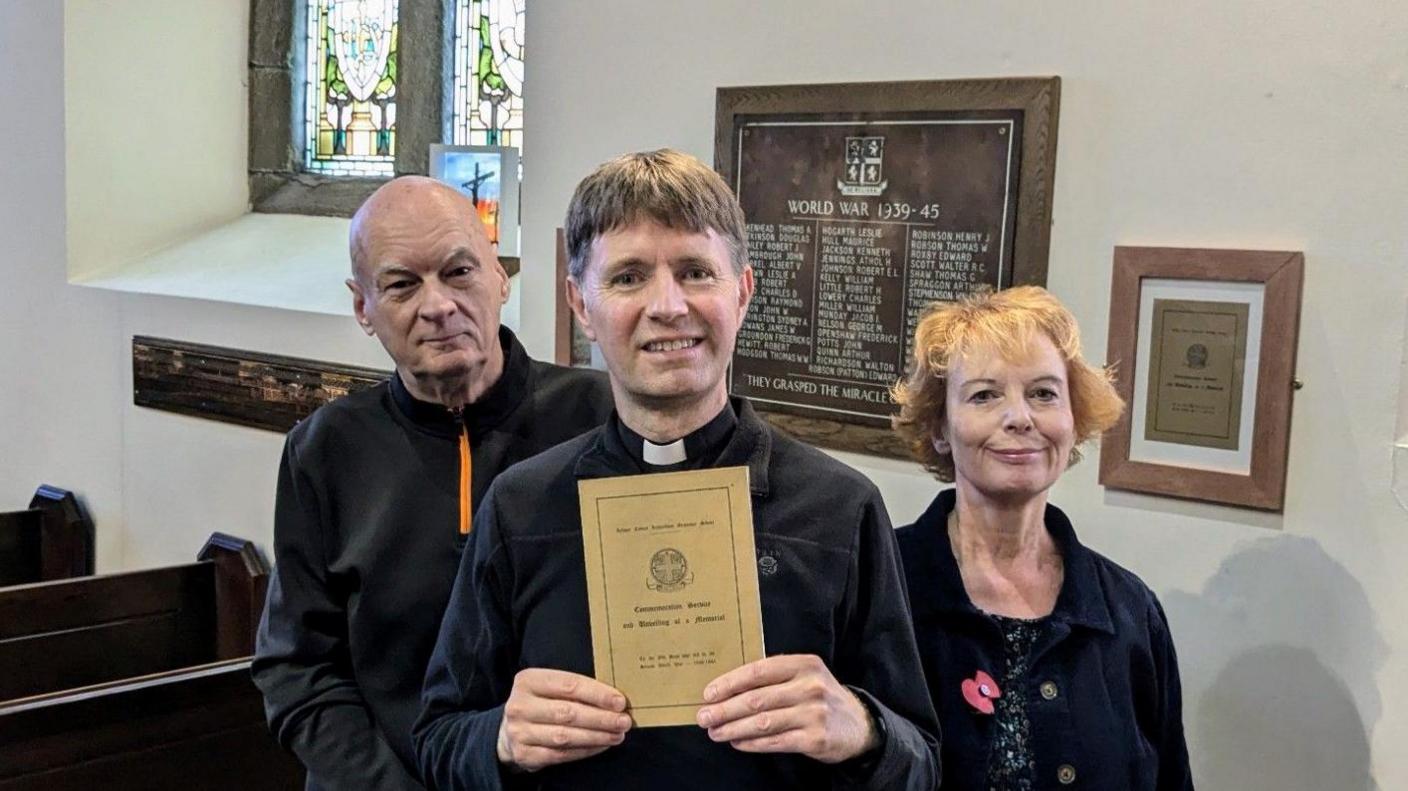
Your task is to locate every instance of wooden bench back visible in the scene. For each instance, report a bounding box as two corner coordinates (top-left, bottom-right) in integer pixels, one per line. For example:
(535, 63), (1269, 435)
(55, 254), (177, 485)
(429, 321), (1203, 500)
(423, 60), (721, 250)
(0, 509), (42, 587)
(0, 659), (304, 790)
(0, 563), (218, 700)
(0, 486), (93, 586)
(0, 533), (269, 702)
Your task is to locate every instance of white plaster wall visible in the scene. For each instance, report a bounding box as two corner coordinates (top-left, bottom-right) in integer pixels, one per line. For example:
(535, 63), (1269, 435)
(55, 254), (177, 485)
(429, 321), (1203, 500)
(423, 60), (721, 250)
(10, 0), (1402, 786)
(0, 3), (127, 569)
(53, 0), (525, 570)
(65, 0), (249, 279)
(56, 0), (414, 567)
(519, 2), (1408, 788)
(51, 0), (383, 569)
(115, 294), (389, 566)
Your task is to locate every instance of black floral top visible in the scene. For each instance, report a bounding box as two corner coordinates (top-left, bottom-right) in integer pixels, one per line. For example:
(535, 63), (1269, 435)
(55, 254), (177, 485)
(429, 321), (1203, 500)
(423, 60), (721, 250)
(986, 614), (1049, 790)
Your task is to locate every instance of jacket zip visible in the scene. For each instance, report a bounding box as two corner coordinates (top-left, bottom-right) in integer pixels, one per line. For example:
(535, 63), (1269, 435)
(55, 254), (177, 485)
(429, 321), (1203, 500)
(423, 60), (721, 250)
(451, 407), (472, 535)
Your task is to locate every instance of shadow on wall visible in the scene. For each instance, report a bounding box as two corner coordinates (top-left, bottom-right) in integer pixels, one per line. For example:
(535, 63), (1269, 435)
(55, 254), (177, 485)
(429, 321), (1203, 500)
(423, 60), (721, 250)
(1164, 537), (1385, 791)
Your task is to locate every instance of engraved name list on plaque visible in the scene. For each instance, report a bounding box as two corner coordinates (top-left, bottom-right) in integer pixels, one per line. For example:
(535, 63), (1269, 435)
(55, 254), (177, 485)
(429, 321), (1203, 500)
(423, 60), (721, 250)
(716, 79), (1061, 457)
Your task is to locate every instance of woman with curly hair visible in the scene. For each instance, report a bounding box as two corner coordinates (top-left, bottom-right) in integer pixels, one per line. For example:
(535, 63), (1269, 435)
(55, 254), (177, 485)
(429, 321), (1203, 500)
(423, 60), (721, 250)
(892, 286), (1193, 790)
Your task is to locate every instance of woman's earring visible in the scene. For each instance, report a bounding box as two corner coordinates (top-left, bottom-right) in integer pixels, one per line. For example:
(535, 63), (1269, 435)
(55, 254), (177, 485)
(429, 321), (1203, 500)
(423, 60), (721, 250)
(931, 436), (951, 454)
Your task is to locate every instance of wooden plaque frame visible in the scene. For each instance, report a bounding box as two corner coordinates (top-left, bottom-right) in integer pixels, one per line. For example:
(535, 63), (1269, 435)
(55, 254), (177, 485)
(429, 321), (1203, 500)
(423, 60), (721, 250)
(714, 77), (1061, 458)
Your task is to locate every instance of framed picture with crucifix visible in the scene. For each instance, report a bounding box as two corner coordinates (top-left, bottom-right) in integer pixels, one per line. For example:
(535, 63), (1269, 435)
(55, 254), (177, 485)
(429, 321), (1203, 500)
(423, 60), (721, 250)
(429, 143), (521, 257)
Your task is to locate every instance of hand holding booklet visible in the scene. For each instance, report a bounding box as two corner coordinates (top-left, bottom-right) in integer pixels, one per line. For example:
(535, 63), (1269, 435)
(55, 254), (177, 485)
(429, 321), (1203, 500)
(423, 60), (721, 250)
(577, 466), (765, 727)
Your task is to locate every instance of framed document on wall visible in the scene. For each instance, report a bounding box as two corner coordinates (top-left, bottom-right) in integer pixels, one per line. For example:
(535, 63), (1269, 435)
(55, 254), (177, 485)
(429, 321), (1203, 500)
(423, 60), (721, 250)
(1099, 246), (1304, 511)
(429, 143), (520, 257)
(715, 78), (1060, 458)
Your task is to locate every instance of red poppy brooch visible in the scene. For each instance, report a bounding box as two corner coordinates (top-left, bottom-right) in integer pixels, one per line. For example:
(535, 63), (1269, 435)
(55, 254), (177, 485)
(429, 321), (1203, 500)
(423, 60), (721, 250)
(961, 670), (1002, 714)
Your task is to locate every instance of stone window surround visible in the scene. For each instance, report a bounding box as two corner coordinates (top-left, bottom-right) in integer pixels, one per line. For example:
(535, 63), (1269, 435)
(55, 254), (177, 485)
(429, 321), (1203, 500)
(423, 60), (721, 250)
(247, 0), (454, 217)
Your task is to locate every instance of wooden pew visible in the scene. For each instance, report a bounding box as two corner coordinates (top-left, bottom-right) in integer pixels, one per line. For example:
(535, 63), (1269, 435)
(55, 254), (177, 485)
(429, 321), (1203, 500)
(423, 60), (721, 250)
(0, 485), (93, 587)
(0, 533), (267, 700)
(0, 659), (303, 790)
(0, 533), (305, 789)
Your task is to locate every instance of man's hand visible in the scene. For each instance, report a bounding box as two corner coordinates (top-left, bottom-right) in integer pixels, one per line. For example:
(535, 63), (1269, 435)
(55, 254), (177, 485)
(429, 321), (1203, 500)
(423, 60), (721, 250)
(695, 654), (879, 764)
(496, 668), (632, 772)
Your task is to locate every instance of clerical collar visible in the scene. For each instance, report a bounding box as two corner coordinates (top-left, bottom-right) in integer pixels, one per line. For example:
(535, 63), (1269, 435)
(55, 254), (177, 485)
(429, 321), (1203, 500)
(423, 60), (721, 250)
(643, 436), (686, 466)
(614, 403), (738, 471)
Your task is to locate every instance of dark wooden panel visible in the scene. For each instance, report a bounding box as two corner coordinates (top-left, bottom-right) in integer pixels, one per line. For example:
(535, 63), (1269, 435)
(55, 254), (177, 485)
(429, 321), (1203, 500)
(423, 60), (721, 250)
(29, 485), (95, 580)
(0, 510), (42, 587)
(0, 660), (304, 790)
(0, 564), (217, 700)
(0, 723), (301, 791)
(0, 563), (210, 639)
(0, 486), (93, 588)
(0, 533), (272, 700)
(0, 612), (216, 701)
(133, 335), (388, 433)
(198, 533), (272, 659)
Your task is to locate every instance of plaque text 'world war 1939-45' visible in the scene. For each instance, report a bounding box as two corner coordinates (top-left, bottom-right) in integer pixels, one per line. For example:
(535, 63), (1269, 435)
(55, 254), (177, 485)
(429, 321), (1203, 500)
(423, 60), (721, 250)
(730, 114), (1023, 425)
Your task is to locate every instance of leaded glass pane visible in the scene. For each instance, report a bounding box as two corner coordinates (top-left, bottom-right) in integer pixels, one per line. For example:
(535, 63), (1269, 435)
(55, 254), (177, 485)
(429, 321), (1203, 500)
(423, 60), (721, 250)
(305, 0), (400, 176)
(453, 0), (524, 148)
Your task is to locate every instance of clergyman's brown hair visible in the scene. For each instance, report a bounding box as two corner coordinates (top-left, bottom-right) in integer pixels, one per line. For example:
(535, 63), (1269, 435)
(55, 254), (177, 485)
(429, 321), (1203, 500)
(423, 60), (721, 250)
(564, 149), (748, 280)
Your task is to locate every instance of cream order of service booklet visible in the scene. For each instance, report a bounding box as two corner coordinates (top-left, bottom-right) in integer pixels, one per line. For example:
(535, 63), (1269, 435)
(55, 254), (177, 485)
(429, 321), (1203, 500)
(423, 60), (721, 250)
(578, 466), (765, 727)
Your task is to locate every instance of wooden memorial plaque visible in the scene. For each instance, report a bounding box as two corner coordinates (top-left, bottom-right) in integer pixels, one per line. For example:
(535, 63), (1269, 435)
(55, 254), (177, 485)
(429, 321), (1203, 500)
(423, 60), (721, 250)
(716, 78), (1059, 457)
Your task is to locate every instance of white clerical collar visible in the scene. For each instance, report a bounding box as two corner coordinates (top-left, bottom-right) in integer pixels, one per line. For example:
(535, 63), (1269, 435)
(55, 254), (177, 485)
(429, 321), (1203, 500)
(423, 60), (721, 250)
(641, 437), (688, 466)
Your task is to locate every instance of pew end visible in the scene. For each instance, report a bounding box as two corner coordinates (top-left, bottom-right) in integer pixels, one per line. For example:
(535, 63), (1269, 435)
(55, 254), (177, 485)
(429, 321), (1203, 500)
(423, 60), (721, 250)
(0, 485), (94, 586)
(0, 534), (302, 789)
(199, 532), (271, 658)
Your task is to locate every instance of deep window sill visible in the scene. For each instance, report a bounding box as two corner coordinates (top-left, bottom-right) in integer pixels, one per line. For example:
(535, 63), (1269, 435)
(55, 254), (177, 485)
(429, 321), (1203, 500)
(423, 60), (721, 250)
(71, 213), (356, 316)
(69, 212), (522, 328)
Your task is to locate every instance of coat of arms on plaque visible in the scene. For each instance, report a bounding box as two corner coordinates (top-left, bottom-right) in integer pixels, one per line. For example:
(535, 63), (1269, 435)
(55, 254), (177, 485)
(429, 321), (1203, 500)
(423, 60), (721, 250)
(839, 136), (887, 196)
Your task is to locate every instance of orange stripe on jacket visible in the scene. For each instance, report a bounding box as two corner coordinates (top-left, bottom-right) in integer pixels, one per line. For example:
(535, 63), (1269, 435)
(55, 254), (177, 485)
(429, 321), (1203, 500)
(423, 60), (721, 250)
(458, 427), (472, 535)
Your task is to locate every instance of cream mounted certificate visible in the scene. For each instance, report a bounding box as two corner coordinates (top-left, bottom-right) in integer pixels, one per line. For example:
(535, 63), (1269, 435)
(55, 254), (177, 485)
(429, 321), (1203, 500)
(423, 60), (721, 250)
(578, 466), (764, 727)
(1143, 298), (1249, 450)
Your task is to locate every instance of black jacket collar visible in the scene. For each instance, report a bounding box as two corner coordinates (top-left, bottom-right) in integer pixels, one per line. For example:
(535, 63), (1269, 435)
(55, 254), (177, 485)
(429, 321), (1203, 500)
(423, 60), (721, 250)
(612, 401), (739, 471)
(908, 488), (1115, 634)
(575, 397), (772, 496)
(388, 326), (532, 438)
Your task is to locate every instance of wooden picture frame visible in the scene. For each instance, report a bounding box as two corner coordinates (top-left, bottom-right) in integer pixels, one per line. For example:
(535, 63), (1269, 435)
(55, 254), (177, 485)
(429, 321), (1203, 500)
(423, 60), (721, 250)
(1099, 246), (1304, 511)
(714, 77), (1061, 458)
(554, 228), (596, 368)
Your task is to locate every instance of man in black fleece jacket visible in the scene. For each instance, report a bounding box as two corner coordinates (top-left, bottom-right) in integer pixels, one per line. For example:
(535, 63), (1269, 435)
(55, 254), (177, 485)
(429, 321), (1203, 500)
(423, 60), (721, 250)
(252, 177), (613, 790)
(414, 150), (940, 790)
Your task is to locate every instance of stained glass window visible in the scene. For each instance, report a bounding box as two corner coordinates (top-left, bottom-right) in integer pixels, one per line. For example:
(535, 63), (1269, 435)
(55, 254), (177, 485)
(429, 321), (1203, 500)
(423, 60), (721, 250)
(305, 0), (400, 176)
(453, 0), (524, 147)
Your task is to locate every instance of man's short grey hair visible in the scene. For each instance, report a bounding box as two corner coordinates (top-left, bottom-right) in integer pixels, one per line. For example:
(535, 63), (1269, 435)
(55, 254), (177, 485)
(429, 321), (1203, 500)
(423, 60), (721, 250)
(564, 149), (748, 280)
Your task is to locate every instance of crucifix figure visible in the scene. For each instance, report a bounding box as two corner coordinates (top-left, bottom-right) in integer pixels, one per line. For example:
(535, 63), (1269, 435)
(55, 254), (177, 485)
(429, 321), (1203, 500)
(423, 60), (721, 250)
(460, 162), (496, 206)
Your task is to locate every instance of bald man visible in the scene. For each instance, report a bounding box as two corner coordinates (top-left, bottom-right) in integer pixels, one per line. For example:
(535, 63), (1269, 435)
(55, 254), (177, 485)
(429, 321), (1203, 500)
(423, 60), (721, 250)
(253, 177), (612, 791)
